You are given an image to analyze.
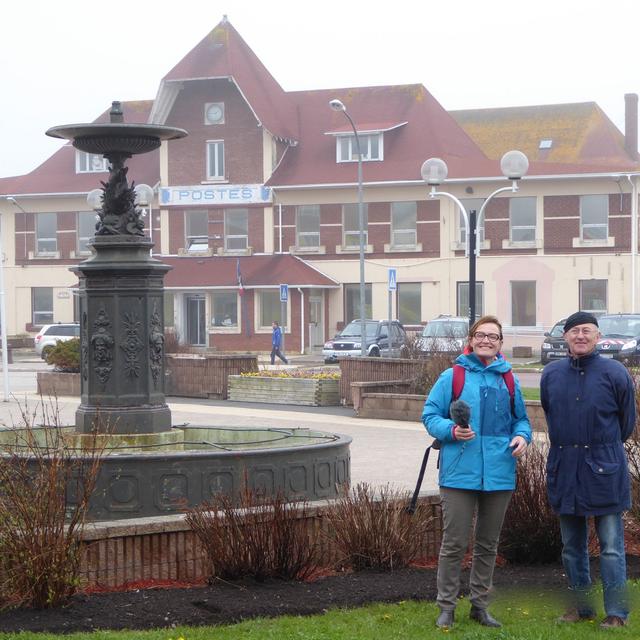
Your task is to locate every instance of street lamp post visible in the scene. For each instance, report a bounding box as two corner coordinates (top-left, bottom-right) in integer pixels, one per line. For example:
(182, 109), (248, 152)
(421, 150), (529, 327)
(329, 98), (367, 356)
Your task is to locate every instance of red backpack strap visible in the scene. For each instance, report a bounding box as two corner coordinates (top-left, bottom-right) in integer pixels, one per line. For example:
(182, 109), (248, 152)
(503, 370), (516, 411)
(452, 364), (465, 401)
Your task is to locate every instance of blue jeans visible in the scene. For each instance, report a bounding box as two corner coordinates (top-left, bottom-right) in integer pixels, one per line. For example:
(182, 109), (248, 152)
(559, 513), (628, 619)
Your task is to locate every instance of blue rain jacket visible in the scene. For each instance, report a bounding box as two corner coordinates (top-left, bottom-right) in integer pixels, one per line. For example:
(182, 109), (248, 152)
(422, 353), (532, 491)
(541, 351), (635, 516)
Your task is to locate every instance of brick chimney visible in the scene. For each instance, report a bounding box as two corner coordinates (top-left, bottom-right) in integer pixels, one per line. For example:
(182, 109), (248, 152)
(625, 93), (639, 160)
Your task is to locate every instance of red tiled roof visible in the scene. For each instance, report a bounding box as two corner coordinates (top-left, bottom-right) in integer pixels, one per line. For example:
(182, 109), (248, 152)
(1, 101), (159, 196)
(163, 254), (339, 289)
(158, 18), (297, 142)
(267, 84), (497, 187)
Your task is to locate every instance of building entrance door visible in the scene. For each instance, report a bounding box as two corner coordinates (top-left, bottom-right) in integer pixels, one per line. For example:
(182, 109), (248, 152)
(185, 294), (206, 346)
(309, 296), (324, 350)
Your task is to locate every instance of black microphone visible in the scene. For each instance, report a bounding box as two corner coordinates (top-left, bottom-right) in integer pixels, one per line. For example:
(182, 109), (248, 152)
(450, 399), (471, 428)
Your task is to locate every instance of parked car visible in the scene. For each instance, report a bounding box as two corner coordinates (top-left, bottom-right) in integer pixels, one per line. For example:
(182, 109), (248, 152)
(540, 318), (568, 365)
(418, 315), (469, 358)
(598, 313), (640, 363)
(34, 323), (80, 360)
(322, 320), (407, 363)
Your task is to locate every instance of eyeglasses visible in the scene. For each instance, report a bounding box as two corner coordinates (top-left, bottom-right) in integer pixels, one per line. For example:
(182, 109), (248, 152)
(473, 331), (502, 343)
(566, 327), (597, 337)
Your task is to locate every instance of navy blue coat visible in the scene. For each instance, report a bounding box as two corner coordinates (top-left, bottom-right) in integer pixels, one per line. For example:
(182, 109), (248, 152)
(541, 351), (636, 516)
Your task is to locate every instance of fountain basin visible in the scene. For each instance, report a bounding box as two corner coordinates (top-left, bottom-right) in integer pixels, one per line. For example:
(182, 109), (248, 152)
(0, 426), (351, 520)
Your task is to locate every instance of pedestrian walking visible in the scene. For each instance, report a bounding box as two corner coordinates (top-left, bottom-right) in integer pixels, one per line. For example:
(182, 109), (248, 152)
(270, 320), (288, 365)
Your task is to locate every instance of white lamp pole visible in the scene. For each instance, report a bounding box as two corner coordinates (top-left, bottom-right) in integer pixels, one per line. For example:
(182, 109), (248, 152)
(329, 98), (366, 356)
(0, 212), (8, 401)
(420, 150), (529, 326)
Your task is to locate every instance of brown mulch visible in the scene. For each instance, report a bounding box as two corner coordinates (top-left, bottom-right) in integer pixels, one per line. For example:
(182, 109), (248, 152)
(2, 557), (638, 634)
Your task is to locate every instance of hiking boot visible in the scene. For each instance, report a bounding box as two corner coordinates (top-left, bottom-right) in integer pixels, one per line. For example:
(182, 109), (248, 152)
(600, 616), (627, 629)
(469, 606), (502, 628)
(436, 609), (455, 629)
(557, 608), (596, 623)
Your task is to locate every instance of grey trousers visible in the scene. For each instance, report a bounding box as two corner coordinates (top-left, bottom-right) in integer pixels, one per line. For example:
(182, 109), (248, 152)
(437, 487), (513, 611)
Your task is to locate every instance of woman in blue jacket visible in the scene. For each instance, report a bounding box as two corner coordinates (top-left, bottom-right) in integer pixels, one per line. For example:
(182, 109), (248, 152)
(422, 315), (531, 629)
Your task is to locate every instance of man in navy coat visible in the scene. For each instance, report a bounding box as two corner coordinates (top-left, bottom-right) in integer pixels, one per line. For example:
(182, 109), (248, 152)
(541, 311), (636, 628)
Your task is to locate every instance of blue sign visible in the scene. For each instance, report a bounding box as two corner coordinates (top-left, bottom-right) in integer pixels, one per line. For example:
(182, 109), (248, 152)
(279, 284), (289, 302)
(388, 268), (397, 291)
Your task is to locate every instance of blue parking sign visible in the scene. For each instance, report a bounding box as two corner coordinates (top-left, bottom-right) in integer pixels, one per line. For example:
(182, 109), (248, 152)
(279, 284), (288, 302)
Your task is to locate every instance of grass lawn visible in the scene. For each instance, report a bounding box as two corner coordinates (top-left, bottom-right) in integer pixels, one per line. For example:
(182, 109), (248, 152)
(522, 386), (540, 401)
(4, 584), (639, 640)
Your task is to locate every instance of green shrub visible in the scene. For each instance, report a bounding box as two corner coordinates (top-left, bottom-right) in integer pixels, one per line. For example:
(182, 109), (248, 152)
(45, 338), (80, 372)
(499, 444), (562, 564)
(322, 483), (435, 571)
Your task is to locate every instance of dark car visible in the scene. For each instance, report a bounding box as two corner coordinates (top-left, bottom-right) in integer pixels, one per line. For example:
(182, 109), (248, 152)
(322, 320), (407, 363)
(598, 313), (640, 364)
(540, 318), (568, 365)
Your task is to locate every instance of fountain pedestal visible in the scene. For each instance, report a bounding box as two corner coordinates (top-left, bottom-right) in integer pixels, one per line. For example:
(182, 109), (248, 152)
(73, 236), (171, 434)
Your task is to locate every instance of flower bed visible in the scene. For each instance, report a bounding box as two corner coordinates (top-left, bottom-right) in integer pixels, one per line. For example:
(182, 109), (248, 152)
(228, 372), (340, 406)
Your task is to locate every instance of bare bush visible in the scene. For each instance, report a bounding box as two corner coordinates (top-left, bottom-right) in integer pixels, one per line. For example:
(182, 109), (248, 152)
(186, 488), (318, 582)
(408, 354), (455, 396)
(498, 443), (562, 564)
(624, 365), (640, 524)
(323, 483), (434, 571)
(0, 400), (107, 609)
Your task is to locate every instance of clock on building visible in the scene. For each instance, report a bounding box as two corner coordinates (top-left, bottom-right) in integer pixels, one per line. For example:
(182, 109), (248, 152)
(205, 103), (224, 125)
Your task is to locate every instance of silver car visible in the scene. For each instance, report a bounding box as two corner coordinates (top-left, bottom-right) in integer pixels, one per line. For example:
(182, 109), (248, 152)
(34, 323), (80, 359)
(418, 315), (469, 357)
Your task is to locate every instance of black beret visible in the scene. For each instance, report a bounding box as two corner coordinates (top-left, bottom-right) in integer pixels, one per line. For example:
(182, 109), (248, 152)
(563, 311), (599, 333)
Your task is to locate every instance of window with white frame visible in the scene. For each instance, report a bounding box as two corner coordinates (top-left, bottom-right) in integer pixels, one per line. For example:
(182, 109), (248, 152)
(397, 283), (421, 324)
(185, 210), (209, 251)
(458, 198), (485, 245)
(77, 211), (96, 254)
(580, 194), (608, 240)
(36, 212), (57, 255)
(509, 197), (536, 242)
(296, 205), (320, 248)
(391, 202), (417, 247)
(76, 151), (108, 173)
(224, 209), (248, 251)
(579, 279), (607, 316)
(344, 283), (372, 324)
(260, 290), (287, 328)
(206, 140), (225, 180)
(342, 203), (368, 248)
(456, 282), (484, 318)
(32, 287), (53, 325)
(337, 133), (382, 162)
(511, 281), (536, 326)
(211, 291), (238, 327)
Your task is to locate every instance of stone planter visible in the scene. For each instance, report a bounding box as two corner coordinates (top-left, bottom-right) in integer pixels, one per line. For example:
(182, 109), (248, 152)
(37, 371), (81, 396)
(228, 375), (340, 406)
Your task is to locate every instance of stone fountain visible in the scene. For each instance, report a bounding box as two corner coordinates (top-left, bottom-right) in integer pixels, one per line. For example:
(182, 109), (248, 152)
(10, 101), (352, 521)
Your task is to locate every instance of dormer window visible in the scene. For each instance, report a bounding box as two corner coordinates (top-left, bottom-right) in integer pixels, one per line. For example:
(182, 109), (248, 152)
(76, 151), (108, 173)
(337, 133), (383, 162)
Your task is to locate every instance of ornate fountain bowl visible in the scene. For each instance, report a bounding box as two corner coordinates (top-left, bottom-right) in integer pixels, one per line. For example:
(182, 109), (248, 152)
(46, 123), (187, 156)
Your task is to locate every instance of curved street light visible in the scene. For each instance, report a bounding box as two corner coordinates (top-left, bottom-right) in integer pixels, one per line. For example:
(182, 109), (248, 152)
(329, 98), (367, 356)
(420, 150), (529, 325)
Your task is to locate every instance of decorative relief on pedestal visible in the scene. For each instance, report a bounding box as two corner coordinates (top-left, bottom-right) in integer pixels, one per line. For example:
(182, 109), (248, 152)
(91, 306), (114, 385)
(149, 302), (164, 389)
(121, 311), (144, 378)
(81, 311), (89, 381)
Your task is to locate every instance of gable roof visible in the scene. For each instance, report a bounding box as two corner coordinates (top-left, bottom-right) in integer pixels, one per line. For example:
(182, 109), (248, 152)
(268, 84), (502, 187)
(0, 101), (159, 197)
(451, 102), (640, 170)
(163, 254), (339, 289)
(151, 17), (298, 143)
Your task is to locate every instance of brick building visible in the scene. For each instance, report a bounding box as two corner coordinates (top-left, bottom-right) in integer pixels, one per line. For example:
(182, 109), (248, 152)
(1, 17), (639, 355)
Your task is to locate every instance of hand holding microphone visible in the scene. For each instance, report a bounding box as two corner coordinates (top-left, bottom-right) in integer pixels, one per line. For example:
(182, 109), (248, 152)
(450, 399), (475, 441)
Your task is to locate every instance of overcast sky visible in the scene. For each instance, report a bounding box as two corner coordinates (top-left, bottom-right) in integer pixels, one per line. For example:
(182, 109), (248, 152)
(1, 0), (638, 178)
